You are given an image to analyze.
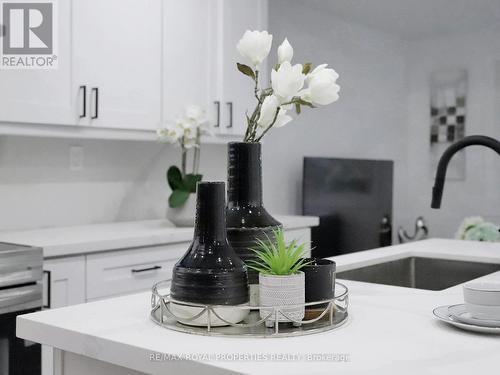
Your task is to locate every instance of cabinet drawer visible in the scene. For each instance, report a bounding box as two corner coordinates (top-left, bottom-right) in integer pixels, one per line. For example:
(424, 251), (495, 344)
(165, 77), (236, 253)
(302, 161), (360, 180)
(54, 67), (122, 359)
(86, 244), (186, 300)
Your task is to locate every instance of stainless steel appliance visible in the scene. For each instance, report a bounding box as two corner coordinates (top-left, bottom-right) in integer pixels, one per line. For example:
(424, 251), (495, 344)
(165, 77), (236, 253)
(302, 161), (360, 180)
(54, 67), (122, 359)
(0, 243), (43, 375)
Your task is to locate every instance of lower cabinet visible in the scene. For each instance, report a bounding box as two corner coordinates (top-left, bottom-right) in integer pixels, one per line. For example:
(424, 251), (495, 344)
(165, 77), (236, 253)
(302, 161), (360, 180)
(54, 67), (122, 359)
(42, 256), (86, 375)
(86, 244), (186, 301)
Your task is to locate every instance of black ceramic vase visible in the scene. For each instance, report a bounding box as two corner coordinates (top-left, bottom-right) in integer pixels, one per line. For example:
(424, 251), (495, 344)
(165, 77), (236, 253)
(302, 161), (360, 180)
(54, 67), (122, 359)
(226, 142), (282, 287)
(170, 182), (249, 305)
(302, 258), (336, 306)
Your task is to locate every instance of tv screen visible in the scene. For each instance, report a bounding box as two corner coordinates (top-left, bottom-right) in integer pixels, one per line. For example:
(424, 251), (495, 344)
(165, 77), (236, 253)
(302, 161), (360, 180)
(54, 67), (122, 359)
(303, 157), (393, 257)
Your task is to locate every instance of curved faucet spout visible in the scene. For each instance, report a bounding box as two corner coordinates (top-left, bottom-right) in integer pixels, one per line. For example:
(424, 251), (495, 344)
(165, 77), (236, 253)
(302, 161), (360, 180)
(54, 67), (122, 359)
(431, 135), (500, 209)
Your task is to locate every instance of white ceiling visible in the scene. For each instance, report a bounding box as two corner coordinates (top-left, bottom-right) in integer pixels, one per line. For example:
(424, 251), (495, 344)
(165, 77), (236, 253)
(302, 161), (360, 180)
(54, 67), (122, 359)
(312, 0), (500, 40)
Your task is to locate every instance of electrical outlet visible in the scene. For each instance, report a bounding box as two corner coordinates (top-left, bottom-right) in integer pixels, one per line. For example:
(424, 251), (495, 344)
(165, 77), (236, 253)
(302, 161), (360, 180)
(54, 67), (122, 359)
(69, 146), (84, 171)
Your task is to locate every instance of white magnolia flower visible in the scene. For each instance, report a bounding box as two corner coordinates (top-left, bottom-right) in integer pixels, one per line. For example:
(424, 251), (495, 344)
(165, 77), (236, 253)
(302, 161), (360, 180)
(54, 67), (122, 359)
(236, 30), (273, 68)
(300, 64), (340, 106)
(257, 95), (279, 128)
(277, 38), (293, 64)
(273, 108), (293, 128)
(271, 61), (305, 103)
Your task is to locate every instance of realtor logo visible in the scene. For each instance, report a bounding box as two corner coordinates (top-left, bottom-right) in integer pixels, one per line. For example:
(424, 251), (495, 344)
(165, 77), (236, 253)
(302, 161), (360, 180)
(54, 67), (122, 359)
(0, 0), (57, 69)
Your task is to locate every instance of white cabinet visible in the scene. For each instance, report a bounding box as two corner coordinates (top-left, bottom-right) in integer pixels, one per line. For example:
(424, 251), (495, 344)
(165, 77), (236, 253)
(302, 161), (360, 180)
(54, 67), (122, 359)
(86, 244), (186, 301)
(163, 0), (218, 126)
(73, 0), (162, 130)
(42, 256), (86, 375)
(0, 0), (76, 125)
(218, 0), (268, 136)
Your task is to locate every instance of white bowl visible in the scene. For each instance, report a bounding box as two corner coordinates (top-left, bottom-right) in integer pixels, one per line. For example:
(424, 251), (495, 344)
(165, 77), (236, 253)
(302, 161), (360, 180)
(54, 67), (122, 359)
(169, 300), (249, 327)
(465, 302), (500, 321)
(463, 281), (500, 306)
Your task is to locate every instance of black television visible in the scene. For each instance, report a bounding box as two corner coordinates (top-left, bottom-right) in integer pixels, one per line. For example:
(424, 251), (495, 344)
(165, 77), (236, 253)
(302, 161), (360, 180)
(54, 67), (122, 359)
(302, 157), (394, 257)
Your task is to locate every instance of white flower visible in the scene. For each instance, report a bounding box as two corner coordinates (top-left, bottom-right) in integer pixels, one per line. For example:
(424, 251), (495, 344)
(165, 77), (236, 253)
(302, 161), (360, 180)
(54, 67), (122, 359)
(271, 61), (305, 103)
(184, 105), (208, 125)
(300, 64), (340, 106)
(273, 108), (293, 128)
(257, 95), (280, 128)
(236, 30), (273, 68)
(157, 123), (183, 144)
(455, 216), (484, 240)
(277, 38), (293, 64)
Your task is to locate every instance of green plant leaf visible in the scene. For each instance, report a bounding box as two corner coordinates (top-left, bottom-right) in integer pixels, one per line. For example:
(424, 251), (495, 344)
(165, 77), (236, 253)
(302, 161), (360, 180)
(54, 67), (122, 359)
(302, 63), (312, 75)
(295, 98), (315, 107)
(236, 63), (256, 80)
(295, 103), (301, 114)
(183, 174), (202, 193)
(167, 166), (184, 191)
(168, 189), (190, 208)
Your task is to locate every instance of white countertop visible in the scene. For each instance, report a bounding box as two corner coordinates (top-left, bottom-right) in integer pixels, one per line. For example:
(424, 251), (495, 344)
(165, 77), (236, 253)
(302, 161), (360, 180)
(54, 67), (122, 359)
(0, 215), (318, 258)
(17, 239), (500, 374)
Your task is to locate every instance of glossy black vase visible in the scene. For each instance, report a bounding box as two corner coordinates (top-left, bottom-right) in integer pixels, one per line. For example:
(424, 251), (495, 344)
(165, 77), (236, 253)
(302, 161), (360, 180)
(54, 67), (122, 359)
(226, 142), (282, 285)
(170, 182), (249, 305)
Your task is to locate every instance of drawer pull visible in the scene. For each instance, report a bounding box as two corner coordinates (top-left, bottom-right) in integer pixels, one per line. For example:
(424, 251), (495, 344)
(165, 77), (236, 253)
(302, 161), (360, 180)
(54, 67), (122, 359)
(131, 265), (162, 273)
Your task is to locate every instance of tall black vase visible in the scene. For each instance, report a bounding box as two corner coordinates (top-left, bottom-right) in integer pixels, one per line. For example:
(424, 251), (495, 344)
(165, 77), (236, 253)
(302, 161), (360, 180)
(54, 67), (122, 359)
(226, 142), (282, 288)
(170, 182), (249, 305)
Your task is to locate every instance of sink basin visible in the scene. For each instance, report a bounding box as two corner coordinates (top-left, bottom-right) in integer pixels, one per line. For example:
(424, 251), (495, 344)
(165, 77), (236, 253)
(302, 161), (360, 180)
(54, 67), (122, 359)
(336, 257), (500, 291)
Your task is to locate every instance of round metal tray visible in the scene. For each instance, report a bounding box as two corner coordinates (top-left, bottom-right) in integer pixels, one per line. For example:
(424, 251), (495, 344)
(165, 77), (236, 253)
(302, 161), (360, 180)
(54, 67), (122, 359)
(150, 279), (349, 338)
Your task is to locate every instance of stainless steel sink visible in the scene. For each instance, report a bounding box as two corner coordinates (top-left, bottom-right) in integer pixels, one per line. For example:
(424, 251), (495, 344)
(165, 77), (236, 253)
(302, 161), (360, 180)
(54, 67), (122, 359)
(336, 257), (500, 291)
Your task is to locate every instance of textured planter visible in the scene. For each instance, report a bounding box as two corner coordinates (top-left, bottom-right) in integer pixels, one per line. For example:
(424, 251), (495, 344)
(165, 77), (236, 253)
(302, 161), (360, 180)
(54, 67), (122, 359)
(259, 272), (305, 327)
(166, 193), (196, 227)
(226, 142), (282, 304)
(170, 182), (249, 326)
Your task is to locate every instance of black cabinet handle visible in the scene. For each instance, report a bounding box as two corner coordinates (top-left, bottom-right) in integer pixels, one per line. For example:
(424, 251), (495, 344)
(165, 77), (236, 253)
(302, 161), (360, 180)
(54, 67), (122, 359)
(226, 102), (233, 128)
(131, 265), (162, 273)
(79, 85), (86, 118)
(214, 101), (220, 127)
(91, 87), (99, 119)
(43, 270), (51, 309)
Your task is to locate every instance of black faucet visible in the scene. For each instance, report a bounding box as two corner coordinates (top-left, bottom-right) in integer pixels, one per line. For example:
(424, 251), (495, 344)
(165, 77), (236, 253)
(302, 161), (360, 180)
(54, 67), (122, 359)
(431, 135), (500, 208)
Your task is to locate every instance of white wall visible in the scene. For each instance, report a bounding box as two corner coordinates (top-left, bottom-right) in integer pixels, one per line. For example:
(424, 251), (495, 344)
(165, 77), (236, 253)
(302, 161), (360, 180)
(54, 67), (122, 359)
(264, 1), (410, 233)
(405, 26), (500, 237)
(0, 136), (226, 231)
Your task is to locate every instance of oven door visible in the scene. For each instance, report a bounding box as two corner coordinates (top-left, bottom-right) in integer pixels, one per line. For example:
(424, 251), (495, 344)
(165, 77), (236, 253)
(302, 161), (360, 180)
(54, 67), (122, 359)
(0, 284), (42, 375)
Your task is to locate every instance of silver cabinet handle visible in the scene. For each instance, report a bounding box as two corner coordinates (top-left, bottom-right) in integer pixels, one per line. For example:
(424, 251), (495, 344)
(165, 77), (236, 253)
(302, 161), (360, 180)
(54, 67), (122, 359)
(226, 102), (233, 128)
(91, 87), (99, 119)
(79, 85), (87, 118)
(214, 101), (220, 127)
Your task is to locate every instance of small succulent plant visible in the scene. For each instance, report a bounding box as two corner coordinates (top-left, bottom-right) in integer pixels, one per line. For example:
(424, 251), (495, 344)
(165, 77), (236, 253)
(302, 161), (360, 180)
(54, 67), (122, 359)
(246, 229), (310, 276)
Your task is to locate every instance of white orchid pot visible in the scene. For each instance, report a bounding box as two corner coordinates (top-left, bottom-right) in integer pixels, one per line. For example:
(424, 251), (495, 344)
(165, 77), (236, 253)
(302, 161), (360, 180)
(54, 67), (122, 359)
(259, 272), (305, 327)
(166, 194), (196, 227)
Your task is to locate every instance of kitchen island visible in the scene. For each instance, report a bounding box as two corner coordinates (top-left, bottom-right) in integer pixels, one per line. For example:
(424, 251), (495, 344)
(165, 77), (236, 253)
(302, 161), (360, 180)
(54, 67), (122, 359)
(17, 239), (500, 374)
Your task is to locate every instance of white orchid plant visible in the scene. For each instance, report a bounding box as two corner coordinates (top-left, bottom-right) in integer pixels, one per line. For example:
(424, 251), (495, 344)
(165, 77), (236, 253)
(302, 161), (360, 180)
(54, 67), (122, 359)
(236, 30), (340, 142)
(157, 105), (211, 208)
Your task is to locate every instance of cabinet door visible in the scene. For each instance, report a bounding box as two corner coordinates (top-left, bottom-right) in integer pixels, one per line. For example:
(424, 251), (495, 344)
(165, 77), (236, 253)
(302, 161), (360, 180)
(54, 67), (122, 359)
(163, 0), (218, 128)
(73, 0), (161, 130)
(42, 256), (86, 375)
(219, 0), (268, 136)
(0, 0), (78, 125)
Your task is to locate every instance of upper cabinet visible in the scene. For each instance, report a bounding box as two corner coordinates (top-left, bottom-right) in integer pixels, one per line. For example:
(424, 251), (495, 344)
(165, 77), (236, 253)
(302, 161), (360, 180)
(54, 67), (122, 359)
(0, 0), (267, 140)
(73, 0), (161, 130)
(0, 0), (74, 125)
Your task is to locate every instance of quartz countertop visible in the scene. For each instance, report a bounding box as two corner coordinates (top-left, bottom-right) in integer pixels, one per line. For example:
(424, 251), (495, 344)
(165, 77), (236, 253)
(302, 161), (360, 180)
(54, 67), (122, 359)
(0, 215), (318, 258)
(17, 239), (500, 374)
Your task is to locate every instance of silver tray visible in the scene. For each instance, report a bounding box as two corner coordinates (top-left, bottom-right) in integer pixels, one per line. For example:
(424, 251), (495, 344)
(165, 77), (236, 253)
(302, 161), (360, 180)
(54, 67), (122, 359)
(150, 279), (349, 338)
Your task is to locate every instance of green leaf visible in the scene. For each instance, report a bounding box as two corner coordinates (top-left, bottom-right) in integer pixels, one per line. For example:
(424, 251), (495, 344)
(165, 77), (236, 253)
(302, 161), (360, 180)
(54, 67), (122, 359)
(167, 166), (184, 190)
(183, 174), (202, 193)
(295, 103), (301, 114)
(168, 189), (190, 208)
(302, 63), (312, 75)
(236, 63), (255, 80)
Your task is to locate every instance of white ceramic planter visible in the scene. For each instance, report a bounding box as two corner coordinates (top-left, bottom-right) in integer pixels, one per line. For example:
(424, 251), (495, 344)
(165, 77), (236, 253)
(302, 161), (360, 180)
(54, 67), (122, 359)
(259, 272), (305, 327)
(166, 193), (196, 227)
